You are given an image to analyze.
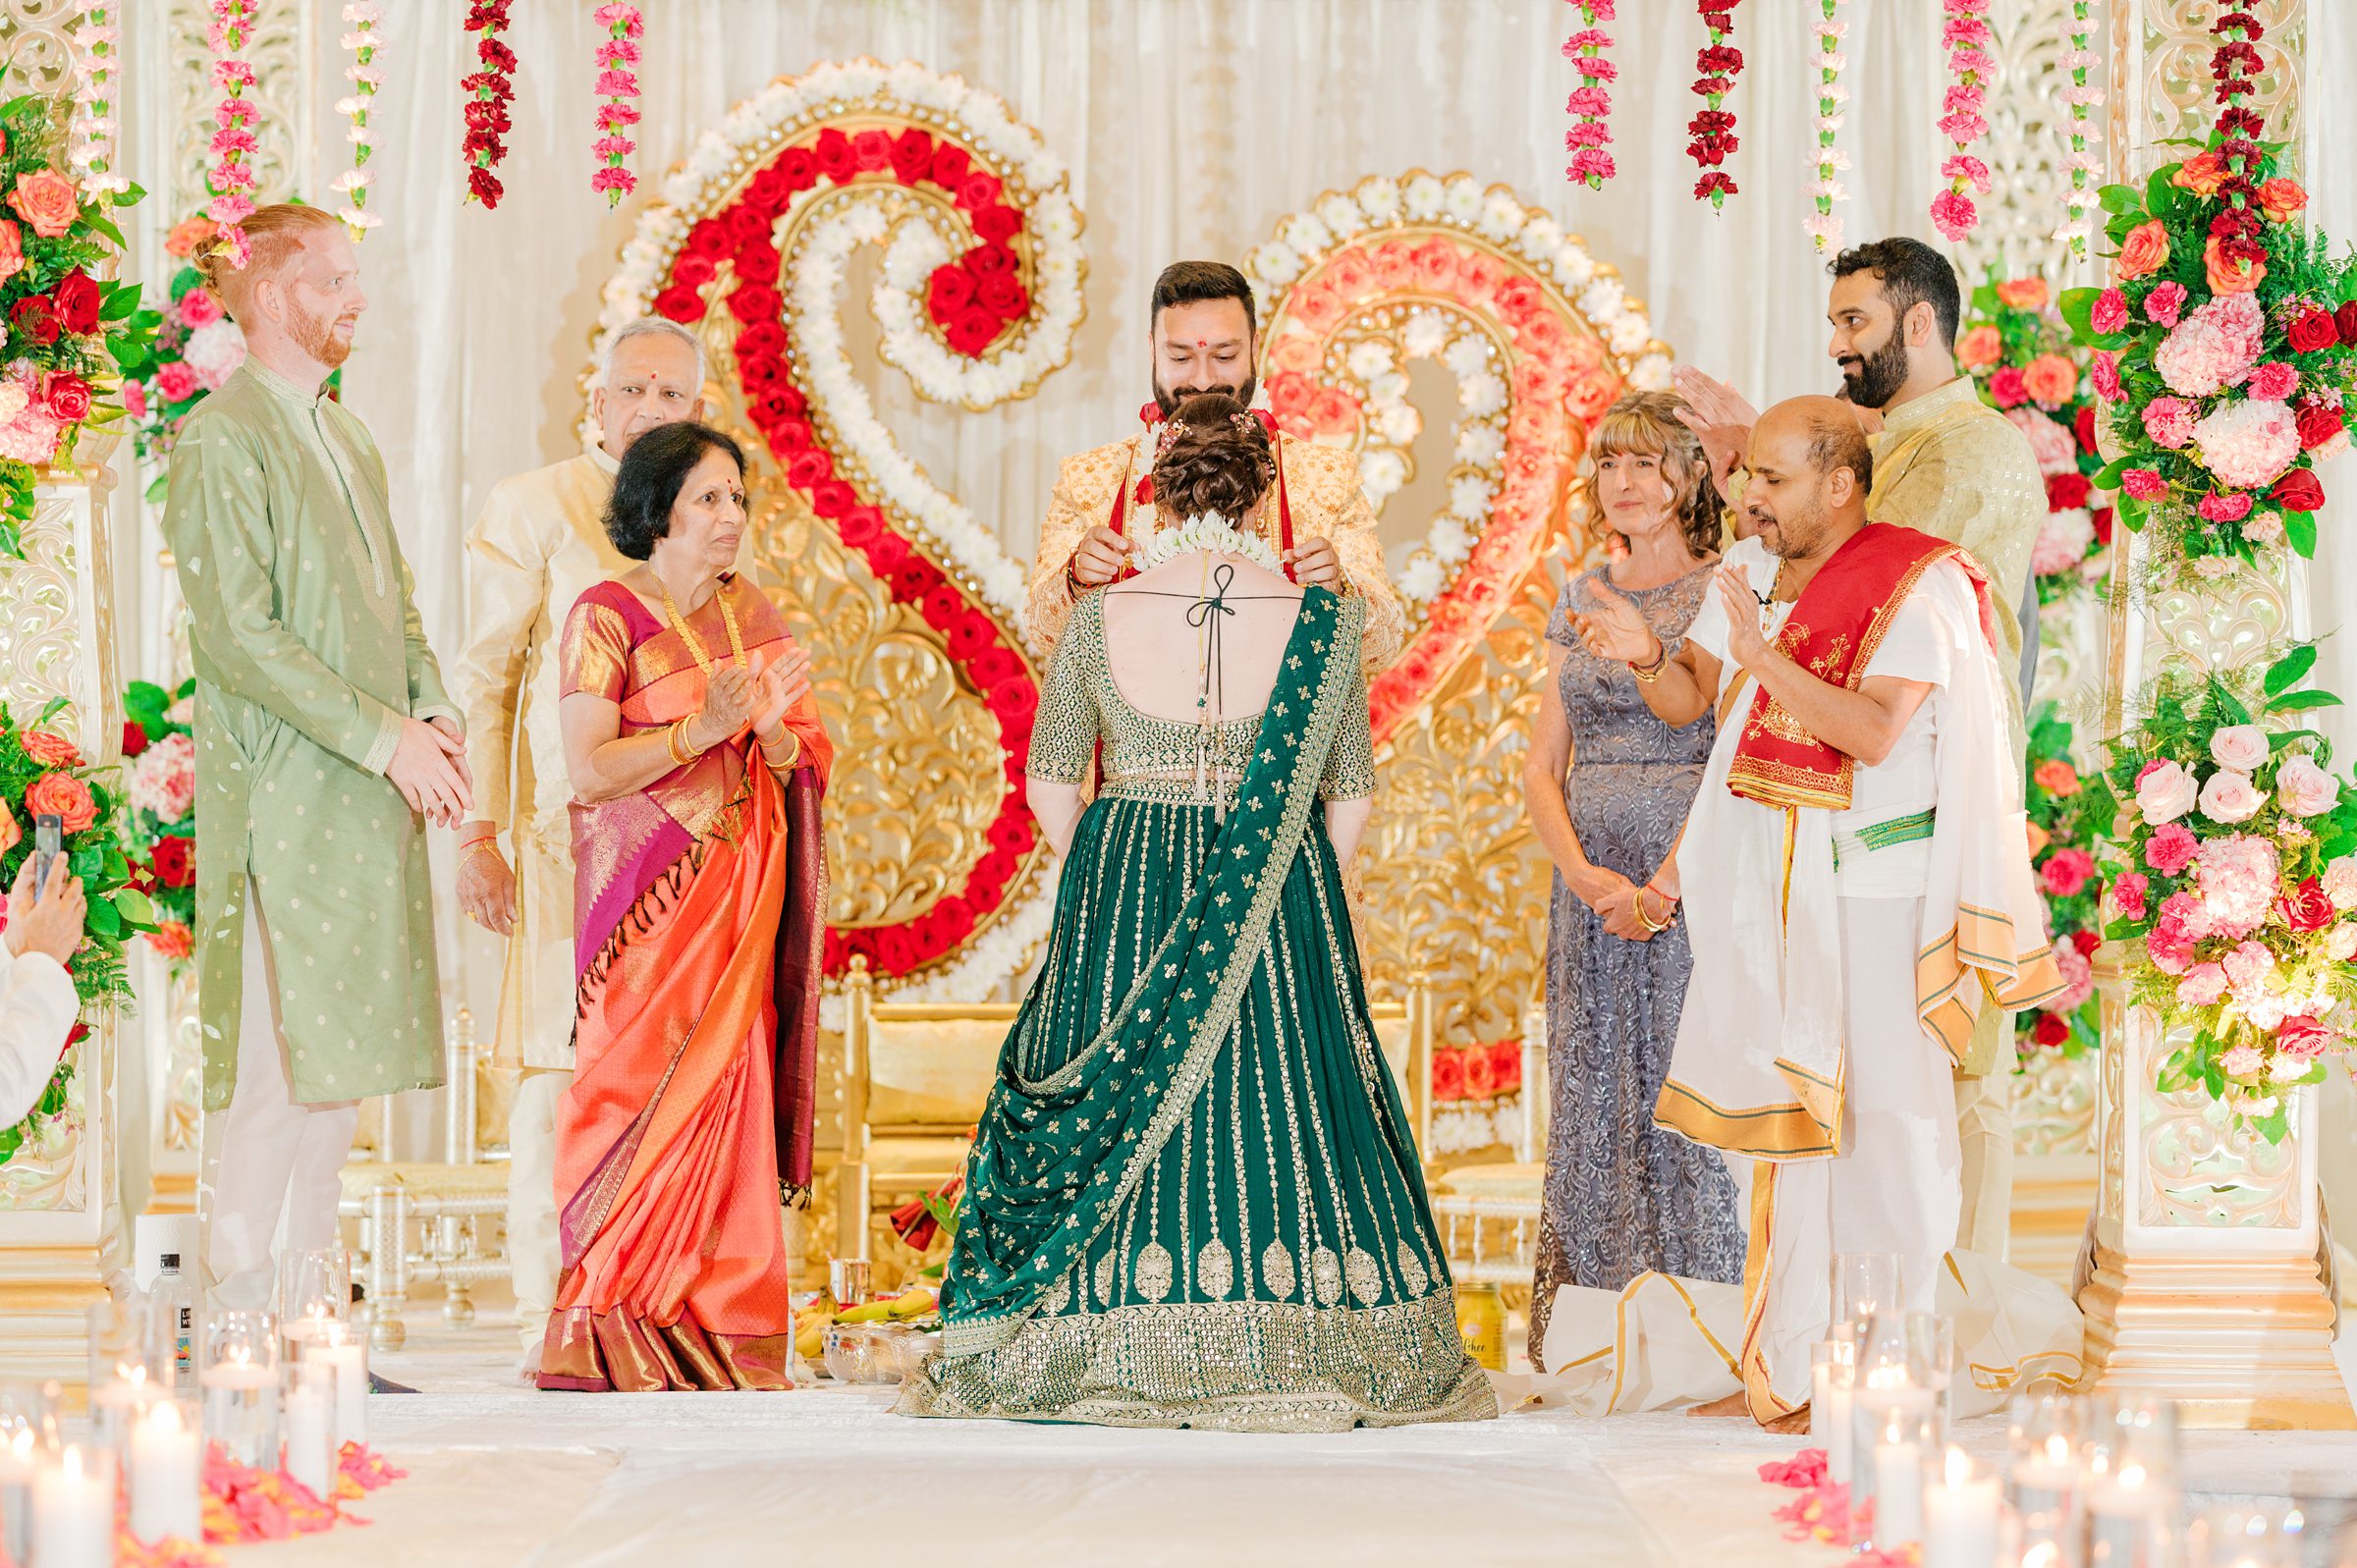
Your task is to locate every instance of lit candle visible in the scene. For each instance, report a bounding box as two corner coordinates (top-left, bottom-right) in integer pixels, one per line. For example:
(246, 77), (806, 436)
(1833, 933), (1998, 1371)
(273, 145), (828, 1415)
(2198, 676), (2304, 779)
(2086, 1461), (2169, 1568)
(129, 1400), (201, 1545)
(1872, 1433), (1924, 1548)
(303, 1324), (368, 1452)
(31, 1444), (113, 1568)
(1812, 1358), (1855, 1485)
(89, 1362), (154, 1461)
(1922, 1446), (2001, 1568)
(2009, 1431), (2080, 1521)
(201, 1351), (278, 1471)
(0, 1427), (38, 1568)
(283, 1368), (335, 1502)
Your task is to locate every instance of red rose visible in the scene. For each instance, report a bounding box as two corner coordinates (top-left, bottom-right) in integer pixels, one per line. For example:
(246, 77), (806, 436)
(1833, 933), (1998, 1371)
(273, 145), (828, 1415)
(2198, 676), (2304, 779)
(2070, 929), (2102, 956)
(850, 129), (893, 172)
(987, 811), (1036, 856)
(985, 679), (1039, 726)
(927, 264), (976, 318)
(45, 374), (89, 424)
(929, 145), (971, 188)
(811, 479), (857, 520)
(1462, 1046), (1499, 1099)
(2032, 1013), (2070, 1048)
(786, 448), (833, 488)
(956, 174), (1004, 212)
(1430, 1049), (1467, 1102)
(889, 129), (935, 185)
(2335, 299), (2357, 347)
(873, 926), (919, 975)
(738, 355), (786, 388)
(735, 244), (781, 285)
(2276, 1014), (2333, 1060)
(2047, 472), (2093, 511)
(11, 296), (58, 347)
(1988, 366), (2028, 407)
(947, 309), (1001, 357)
(2074, 405), (2099, 453)
(2272, 467), (2326, 513)
(150, 834), (195, 889)
(968, 644), (1017, 686)
(918, 583), (964, 631)
(864, 532), (910, 577)
(727, 284), (782, 326)
(971, 203), (1022, 243)
(2289, 308), (2340, 353)
(1487, 1039), (1522, 1095)
(946, 615), (994, 660)
(889, 560), (941, 602)
(653, 286), (705, 323)
(966, 243), (1018, 278)
(23, 772), (96, 835)
(121, 720), (148, 758)
(685, 219), (732, 260)
(837, 505), (885, 550)
(976, 272), (1028, 318)
(767, 417), (814, 455)
(812, 129), (855, 182)
(772, 146), (820, 194)
(2295, 402), (2344, 452)
(50, 269), (101, 336)
(2092, 507), (2114, 544)
(2278, 876), (2334, 933)
(671, 253), (717, 291)
(744, 167), (795, 215)
(972, 848), (1018, 892)
(746, 355), (797, 398)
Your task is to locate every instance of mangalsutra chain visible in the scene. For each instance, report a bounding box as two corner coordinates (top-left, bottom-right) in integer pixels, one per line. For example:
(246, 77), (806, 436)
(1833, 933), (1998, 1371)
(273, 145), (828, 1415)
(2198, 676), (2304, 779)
(662, 579), (746, 676)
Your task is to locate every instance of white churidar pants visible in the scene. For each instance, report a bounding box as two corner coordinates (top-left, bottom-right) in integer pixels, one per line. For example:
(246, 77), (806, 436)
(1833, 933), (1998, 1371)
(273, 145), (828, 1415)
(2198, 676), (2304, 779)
(508, 1066), (572, 1362)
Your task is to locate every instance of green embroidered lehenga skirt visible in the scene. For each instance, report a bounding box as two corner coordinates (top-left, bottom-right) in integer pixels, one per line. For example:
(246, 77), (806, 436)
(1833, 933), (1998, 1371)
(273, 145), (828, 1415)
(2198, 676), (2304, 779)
(894, 588), (1495, 1433)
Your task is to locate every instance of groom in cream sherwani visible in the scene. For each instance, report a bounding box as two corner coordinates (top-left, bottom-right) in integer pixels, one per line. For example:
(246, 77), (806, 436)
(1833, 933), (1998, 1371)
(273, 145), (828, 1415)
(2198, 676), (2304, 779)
(448, 316), (707, 1375)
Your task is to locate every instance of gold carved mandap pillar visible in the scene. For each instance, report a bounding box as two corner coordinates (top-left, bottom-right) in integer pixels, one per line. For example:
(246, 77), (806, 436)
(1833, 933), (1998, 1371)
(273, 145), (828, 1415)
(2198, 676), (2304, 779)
(2075, 0), (2353, 1430)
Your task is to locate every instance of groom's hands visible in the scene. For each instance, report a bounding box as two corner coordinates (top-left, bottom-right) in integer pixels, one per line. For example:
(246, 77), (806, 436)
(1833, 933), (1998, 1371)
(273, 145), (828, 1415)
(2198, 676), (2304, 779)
(1068, 526), (1133, 587)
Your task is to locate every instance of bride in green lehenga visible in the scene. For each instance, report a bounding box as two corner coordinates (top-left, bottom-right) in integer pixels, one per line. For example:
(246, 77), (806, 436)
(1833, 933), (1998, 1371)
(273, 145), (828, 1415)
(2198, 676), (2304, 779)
(896, 394), (1495, 1432)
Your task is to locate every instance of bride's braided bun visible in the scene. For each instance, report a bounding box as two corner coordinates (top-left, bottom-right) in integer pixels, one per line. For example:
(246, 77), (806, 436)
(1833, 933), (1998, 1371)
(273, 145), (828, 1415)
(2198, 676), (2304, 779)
(1150, 392), (1276, 522)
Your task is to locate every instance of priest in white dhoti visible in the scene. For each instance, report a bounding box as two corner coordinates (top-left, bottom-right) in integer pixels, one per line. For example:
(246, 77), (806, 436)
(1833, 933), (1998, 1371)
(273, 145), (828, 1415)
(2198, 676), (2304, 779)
(447, 316), (707, 1371)
(1566, 397), (2070, 1429)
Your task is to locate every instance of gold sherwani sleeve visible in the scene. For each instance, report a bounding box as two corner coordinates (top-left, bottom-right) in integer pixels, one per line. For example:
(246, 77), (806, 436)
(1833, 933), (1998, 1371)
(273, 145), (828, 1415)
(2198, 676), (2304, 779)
(1023, 442), (1128, 664)
(1291, 441), (1403, 674)
(451, 478), (551, 831)
(1871, 423), (2042, 695)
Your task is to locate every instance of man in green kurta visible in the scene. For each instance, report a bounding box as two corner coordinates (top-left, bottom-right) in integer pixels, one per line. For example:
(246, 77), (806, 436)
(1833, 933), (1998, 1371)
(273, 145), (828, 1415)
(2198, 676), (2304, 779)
(168, 204), (473, 1310)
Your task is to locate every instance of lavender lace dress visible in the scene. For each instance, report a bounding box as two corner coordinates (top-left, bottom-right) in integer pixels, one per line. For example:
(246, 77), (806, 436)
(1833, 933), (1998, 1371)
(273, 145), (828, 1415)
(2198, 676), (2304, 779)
(1529, 564), (1745, 1368)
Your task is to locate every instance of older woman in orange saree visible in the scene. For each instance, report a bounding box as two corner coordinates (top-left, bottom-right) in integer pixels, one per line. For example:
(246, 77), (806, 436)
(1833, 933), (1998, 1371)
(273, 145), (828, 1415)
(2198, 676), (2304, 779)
(538, 423), (833, 1392)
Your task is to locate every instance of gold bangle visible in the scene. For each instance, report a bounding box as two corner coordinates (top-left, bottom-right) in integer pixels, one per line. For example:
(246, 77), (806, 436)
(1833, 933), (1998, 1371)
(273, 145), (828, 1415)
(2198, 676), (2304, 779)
(761, 729), (801, 770)
(1633, 888), (1671, 934)
(1630, 641), (1670, 683)
(667, 718), (700, 768)
(461, 838), (503, 863)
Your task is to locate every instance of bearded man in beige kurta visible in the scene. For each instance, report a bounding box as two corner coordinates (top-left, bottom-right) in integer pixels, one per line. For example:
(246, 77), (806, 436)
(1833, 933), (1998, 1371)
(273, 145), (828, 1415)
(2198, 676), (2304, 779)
(448, 317), (708, 1370)
(1673, 238), (2043, 1263)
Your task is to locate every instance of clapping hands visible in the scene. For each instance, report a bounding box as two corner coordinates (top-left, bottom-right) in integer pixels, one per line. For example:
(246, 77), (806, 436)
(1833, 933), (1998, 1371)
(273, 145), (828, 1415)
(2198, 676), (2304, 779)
(1571, 578), (1662, 668)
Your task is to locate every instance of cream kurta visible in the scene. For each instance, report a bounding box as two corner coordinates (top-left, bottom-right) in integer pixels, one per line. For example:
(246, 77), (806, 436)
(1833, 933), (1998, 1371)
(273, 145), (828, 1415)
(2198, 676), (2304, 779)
(169, 359), (457, 1108)
(450, 443), (629, 1071)
(1025, 428), (1404, 674)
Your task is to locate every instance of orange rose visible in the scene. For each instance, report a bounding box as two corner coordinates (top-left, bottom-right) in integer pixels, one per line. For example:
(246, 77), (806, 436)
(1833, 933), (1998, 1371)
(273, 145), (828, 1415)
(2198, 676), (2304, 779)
(23, 771), (96, 835)
(1268, 335), (1321, 375)
(1307, 385), (1360, 435)
(7, 170), (81, 241)
(1409, 238), (1460, 291)
(18, 730), (80, 768)
(1566, 369), (1619, 421)
(2257, 178), (2308, 223)
(2026, 821), (2052, 860)
(1292, 281), (1344, 333)
(1370, 241), (1416, 292)
(164, 216), (220, 258)
(1954, 325), (2004, 370)
(1458, 252), (1506, 302)
(1493, 277), (1546, 326)
(1264, 370), (1316, 421)
(1511, 360), (1562, 405)
(147, 921), (193, 961)
(1324, 247), (1375, 299)
(0, 796), (18, 854)
(1520, 311), (1573, 360)
(2021, 353), (2080, 406)
(2204, 235), (2265, 295)
(2033, 759), (2082, 797)
(2171, 149), (2229, 197)
(0, 219), (22, 287)
(2113, 220), (2170, 282)
(1996, 278), (2050, 310)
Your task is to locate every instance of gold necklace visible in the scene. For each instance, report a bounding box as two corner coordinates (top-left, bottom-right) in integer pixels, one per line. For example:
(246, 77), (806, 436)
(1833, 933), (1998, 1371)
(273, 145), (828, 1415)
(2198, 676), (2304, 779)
(661, 576), (745, 676)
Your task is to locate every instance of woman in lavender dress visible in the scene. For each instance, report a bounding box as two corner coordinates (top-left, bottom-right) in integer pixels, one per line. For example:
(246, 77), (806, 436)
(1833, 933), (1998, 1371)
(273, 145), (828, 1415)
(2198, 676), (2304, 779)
(1520, 392), (1744, 1366)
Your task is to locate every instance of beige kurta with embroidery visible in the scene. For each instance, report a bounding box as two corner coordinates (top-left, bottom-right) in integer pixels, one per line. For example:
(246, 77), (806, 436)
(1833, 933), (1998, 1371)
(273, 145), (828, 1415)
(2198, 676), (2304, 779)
(449, 443), (630, 1072)
(169, 360), (459, 1109)
(1024, 429), (1404, 674)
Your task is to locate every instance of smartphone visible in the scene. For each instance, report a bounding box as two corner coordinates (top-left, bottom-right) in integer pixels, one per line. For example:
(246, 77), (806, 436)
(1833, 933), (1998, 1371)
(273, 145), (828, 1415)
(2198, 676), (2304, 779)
(32, 813), (61, 893)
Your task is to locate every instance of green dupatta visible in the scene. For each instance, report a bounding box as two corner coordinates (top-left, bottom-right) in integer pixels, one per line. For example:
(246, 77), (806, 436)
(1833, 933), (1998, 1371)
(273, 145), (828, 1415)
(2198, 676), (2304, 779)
(941, 588), (1359, 1356)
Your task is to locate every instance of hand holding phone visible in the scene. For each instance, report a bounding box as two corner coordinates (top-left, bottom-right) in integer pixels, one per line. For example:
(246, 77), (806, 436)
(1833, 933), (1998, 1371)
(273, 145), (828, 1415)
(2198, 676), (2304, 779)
(32, 813), (60, 893)
(4, 847), (83, 965)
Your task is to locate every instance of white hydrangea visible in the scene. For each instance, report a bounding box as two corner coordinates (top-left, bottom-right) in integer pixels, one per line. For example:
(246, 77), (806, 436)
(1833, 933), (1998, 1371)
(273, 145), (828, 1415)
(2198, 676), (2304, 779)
(1631, 353), (1673, 391)
(1428, 515), (1472, 562)
(1478, 190), (1526, 243)
(1345, 340), (1395, 381)
(1609, 311), (1653, 355)
(1443, 335), (1492, 380)
(1316, 193), (1367, 239)
(1449, 474), (1492, 522)
(1376, 403), (1422, 445)
(1554, 244), (1597, 289)
(1578, 277), (1625, 321)
(1403, 174), (1446, 219)
(1359, 448), (1408, 502)
(1280, 213), (1334, 259)
(1454, 423), (1506, 468)
(1460, 371), (1507, 418)
(1402, 311), (1451, 359)
(1248, 242), (1301, 288)
(1355, 176), (1402, 223)
(1398, 553), (1448, 601)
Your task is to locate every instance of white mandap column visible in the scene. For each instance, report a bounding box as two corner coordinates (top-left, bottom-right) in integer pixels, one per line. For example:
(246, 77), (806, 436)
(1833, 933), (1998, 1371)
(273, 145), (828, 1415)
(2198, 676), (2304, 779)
(2075, 0), (2354, 1431)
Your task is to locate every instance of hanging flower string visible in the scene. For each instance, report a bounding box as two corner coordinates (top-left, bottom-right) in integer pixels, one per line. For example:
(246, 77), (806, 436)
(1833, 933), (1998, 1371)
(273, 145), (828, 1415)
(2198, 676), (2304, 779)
(460, 1), (516, 210)
(2205, 9), (2270, 292)
(204, 0), (259, 268)
(1933, 0), (1995, 242)
(2056, 0), (2105, 256)
(1688, 1), (1741, 210)
(590, 4), (643, 207)
(66, 4), (129, 200)
(1562, 1), (1616, 190)
(331, 3), (381, 238)
(1806, 0), (1850, 252)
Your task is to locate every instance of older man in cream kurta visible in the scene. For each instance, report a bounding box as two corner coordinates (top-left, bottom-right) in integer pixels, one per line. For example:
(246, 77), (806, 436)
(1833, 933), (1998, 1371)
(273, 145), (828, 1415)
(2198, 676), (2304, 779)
(448, 318), (705, 1367)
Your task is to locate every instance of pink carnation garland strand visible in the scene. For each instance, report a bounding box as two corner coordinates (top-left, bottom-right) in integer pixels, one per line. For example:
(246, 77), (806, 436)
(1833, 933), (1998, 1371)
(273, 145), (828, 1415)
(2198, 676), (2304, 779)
(1934, 0), (1995, 242)
(591, 4), (643, 206)
(67, 4), (130, 201)
(204, 0), (260, 268)
(2056, 0), (2105, 255)
(1562, 1), (1617, 190)
(1688, 0), (1741, 210)
(331, 3), (382, 238)
(1806, 0), (1850, 252)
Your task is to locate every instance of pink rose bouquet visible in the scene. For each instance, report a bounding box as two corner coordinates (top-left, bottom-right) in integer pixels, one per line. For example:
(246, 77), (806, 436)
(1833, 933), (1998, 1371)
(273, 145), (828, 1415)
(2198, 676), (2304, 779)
(1959, 269), (2110, 601)
(2015, 704), (2107, 1064)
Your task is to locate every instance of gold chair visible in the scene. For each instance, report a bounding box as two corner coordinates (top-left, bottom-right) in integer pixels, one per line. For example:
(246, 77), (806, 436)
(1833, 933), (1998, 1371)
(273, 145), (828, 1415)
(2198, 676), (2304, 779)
(1425, 1002), (1550, 1287)
(835, 959), (1437, 1265)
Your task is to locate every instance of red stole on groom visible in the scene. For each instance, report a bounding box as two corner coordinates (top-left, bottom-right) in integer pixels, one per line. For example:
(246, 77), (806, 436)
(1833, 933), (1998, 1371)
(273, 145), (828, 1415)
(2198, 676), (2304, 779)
(1725, 522), (1997, 813)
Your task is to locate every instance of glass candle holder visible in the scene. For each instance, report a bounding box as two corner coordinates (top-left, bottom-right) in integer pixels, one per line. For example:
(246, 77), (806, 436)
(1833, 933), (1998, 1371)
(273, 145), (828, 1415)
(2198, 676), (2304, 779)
(302, 1319), (369, 1453)
(30, 1442), (116, 1568)
(1809, 1338), (1857, 1486)
(202, 1310), (279, 1470)
(2007, 1392), (2084, 1530)
(1850, 1309), (1936, 1548)
(1921, 1446), (2001, 1568)
(0, 1382), (57, 1568)
(1831, 1252), (1904, 1334)
(1857, 1386), (1934, 1554)
(127, 1397), (202, 1547)
(277, 1247), (351, 1364)
(2185, 1501), (2310, 1568)
(1904, 1310), (1955, 1445)
(87, 1298), (164, 1465)
(279, 1361), (336, 1503)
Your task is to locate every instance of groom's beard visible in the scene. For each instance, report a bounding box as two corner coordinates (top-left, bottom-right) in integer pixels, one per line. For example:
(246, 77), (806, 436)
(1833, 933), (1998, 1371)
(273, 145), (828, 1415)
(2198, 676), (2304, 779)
(1836, 331), (1909, 410)
(1154, 371), (1256, 419)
